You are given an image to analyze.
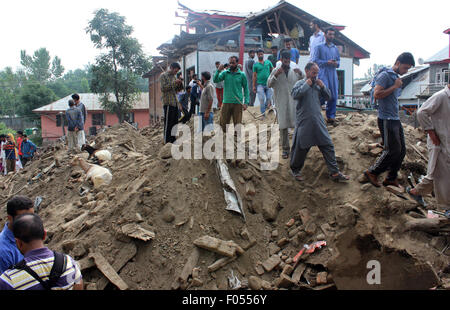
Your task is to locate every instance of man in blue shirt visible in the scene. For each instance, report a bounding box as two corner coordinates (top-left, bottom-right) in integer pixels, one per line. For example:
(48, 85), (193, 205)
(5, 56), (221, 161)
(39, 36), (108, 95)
(312, 27), (340, 124)
(19, 135), (37, 167)
(365, 52), (415, 188)
(0, 196), (35, 274)
(278, 38), (300, 64)
(309, 19), (325, 62)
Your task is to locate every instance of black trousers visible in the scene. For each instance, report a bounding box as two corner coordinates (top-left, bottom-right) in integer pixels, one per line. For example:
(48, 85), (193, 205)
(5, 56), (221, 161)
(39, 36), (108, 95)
(163, 105), (179, 144)
(370, 119), (406, 181)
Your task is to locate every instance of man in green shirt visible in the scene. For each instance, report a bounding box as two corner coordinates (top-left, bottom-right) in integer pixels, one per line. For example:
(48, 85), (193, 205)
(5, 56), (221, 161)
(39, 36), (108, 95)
(213, 56), (249, 132)
(253, 49), (274, 117)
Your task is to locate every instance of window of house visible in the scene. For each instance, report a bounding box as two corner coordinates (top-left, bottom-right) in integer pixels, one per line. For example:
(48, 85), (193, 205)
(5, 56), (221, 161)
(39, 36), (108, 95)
(124, 112), (135, 123)
(56, 114), (67, 127)
(337, 70), (345, 99)
(92, 113), (105, 126)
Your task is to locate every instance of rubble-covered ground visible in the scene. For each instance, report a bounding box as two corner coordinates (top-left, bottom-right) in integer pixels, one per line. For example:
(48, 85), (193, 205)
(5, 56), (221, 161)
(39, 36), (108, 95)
(1, 107), (449, 290)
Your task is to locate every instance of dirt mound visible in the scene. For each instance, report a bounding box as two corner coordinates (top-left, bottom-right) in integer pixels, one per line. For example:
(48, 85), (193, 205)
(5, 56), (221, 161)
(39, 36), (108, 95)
(1, 109), (449, 290)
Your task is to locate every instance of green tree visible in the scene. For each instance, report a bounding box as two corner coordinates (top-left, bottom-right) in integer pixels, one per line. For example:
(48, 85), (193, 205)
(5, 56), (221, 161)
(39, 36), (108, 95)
(86, 9), (151, 123)
(0, 67), (27, 116)
(18, 83), (57, 120)
(20, 48), (65, 83)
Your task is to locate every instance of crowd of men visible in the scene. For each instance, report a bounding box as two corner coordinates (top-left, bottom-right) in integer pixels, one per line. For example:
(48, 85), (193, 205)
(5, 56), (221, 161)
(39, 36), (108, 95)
(159, 21), (449, 205)
(0, 196), (83, 290)
(0, 131), (38, 175)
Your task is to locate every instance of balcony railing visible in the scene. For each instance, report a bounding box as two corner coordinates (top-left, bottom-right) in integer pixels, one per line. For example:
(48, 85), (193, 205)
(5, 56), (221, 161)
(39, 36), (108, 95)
(419, 83), (447, 98)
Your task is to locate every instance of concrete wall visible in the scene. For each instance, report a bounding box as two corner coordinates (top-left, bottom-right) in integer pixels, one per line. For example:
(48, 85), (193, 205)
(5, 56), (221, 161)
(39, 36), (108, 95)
(40, 110), (150, 141)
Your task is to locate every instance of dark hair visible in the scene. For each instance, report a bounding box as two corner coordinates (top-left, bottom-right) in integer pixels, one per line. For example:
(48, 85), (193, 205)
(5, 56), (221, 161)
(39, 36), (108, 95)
(325, 27), (335, 35)
(271, 46), (278, 50)
(285, 38), (293, 43)
(69, 99), (75, 107)
(248, 50), (256, 55)
(185, 86), (192, 91)
(311, 19), (321, 27)
(192, 74), (198, 79)
(230, 56), (239, 63)
(170, 63), (181, 70)
(12, 214), (45, 243)
(281, 50), (291, 60)
(305, 62), (318, 71)
(7, 196), (34, 217)
(396, 52), (415, 67)
(0, 134), (6, 139)
(215, 61), (220, 65)
(201, 71), (211, 81)
(23, 134), (28, 138)
(71, 94), (80, 101)
(17, 131), (24, 136)
(256, 49), (264, 54)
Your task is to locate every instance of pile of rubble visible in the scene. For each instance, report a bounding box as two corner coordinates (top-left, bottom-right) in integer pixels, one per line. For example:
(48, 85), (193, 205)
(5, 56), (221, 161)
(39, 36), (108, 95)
(0, 108), (448, 290)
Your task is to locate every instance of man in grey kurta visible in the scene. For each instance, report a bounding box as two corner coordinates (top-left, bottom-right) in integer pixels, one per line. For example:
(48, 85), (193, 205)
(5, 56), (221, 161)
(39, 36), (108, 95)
(268, 50), (303, 158)
(290, 62), (349, 182)
(245, 50), (256, 106)
(408, 83), (450, 208)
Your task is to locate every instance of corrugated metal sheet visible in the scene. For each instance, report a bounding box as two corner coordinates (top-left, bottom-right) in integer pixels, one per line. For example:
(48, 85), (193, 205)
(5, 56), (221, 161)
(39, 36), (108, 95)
(425, 46), (449, 63)
(33, 93), (149, 113)
(399, 70), (429, 100)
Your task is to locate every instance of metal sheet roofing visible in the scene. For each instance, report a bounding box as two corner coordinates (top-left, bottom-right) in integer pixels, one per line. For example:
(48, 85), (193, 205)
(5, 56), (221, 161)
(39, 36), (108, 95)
(425, 46), (449, 63)
(33, 93), (149, 113)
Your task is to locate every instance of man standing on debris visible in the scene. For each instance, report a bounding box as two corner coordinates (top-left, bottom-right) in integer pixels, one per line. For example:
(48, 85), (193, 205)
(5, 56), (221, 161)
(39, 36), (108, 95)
(214, 56), (249, 132)
(253, 49), (274, 117)
(0, 196), (35, 274)
(65, 100), (84, 153)
(213, 62), (224, 110)
(245, 50), (257, 106)
(199, 71), (215, 131)
(0, 214), (83, 290)
(160, 63), (182, 144)
(72, 94), (87, 150)
(19, 135), (37, 167)
(408, 82), (450, 208)
(290, 62), (349, 182)
(364, 53), (415, 188)
(3, 134), (16, 174)
(268, 46), (278, 68)
(0, 134), (6, 175)
(16, 131), (24, 164)
(312, 27), (340, 125)
(278, 38), (300, 65)
(309, 19), (325, 62)
(268, 50), (303, 159)
(178, 86), (192, 124)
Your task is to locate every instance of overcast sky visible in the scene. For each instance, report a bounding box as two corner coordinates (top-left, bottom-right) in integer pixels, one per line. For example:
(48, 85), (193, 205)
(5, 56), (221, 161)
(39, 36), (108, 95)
(1, 0), (449, 78)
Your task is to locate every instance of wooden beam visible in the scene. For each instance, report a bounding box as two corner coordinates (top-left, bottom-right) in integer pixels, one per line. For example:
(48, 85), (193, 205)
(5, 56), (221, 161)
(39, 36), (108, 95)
(280, 12), (298, 49)
(266, 16), (273, 35)
(273, 12), (282, 34)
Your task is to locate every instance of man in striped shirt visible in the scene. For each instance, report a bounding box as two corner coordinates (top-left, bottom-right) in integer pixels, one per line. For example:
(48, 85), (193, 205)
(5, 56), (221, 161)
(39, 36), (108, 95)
(0, 214), (83, 290)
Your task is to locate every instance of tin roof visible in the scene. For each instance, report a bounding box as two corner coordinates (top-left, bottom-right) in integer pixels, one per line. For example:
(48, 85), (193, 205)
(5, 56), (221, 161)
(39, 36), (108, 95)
(33, 93), (149, 113)
(425, 46), (449, 64)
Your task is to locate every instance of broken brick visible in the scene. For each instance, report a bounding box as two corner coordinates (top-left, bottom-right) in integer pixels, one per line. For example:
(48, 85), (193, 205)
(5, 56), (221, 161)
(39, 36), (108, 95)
(262, 255), (281, 272)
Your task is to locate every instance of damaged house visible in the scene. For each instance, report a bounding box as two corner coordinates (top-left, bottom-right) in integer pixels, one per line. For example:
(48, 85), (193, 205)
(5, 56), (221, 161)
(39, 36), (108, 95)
(144, 0), (370, 123)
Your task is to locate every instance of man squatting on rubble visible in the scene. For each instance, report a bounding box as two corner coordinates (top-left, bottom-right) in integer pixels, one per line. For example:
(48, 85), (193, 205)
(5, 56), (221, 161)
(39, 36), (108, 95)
(290, 62), (350, 182)
(364, 52), (415, 188)
(408, 82), (450, 208)
(0, 213), (83, 290)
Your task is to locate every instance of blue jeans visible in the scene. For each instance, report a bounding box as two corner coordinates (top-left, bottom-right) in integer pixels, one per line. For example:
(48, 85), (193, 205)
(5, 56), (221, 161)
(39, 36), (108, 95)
(200, 112), (214, 131)
(257, 85), (273, 114)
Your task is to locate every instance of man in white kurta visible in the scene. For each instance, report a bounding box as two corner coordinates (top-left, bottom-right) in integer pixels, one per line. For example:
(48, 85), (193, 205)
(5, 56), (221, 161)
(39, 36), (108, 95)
(268, 50), (303, 159)
(409, 83), (450, 208)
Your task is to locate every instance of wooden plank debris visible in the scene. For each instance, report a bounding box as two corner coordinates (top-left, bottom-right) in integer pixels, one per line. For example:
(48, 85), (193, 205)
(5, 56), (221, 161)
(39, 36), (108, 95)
(89, 252), (129, 290)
